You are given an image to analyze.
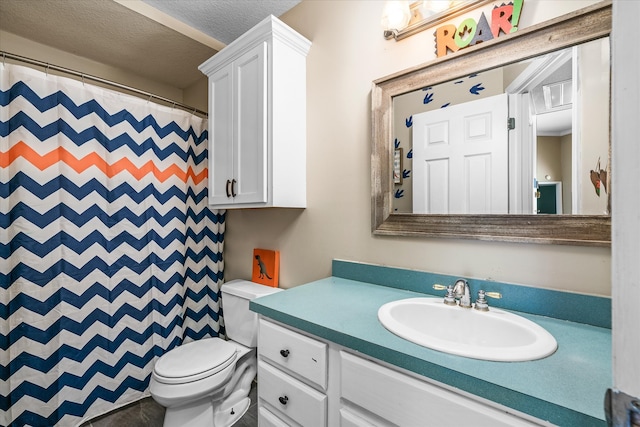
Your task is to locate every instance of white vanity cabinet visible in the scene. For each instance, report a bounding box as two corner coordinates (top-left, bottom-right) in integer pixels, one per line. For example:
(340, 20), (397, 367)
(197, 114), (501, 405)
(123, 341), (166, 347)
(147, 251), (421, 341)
(199, 16), (310, 209)
(257, 318), (548, 427)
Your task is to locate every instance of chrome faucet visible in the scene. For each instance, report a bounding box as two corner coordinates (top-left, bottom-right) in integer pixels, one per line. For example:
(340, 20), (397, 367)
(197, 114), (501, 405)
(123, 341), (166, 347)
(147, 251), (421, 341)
(433, 279), (502, 310)
(452, 279), (472, 308)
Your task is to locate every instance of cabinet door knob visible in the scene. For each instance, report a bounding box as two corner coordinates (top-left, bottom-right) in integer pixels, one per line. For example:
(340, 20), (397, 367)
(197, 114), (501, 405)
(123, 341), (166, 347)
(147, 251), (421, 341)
(280, 349), (290, 358)
(231, 179), (237, 197)
(225, 180), (231, 198)
(278, 395), (288, 405)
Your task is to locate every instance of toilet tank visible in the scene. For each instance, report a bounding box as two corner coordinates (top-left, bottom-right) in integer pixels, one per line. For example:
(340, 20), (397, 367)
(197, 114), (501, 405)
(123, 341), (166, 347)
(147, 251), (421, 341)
(220, 279), (283, 347)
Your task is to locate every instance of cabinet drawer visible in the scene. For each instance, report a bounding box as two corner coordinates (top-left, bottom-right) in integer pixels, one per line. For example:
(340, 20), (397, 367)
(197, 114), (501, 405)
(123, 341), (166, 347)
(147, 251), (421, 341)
(340, 351), (541, 427)
(259, 319), (327, 390)
(258, 360), (327, 427)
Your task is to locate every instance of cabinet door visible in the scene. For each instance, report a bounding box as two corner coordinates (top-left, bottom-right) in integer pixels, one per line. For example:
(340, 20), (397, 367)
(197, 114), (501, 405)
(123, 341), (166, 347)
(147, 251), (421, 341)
(340, 352), (543, 426)
(233, 42), (268, 204)
(208, 63), (234, 205)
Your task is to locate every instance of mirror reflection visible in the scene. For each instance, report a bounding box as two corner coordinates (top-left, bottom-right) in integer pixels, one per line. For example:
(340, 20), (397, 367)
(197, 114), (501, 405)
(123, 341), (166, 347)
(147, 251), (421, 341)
(392, 37), (610, 216)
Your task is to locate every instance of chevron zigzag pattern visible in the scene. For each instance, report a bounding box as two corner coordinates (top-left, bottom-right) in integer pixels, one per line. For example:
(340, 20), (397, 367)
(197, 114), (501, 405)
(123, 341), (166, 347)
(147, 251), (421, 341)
(0, 63), (224, 426)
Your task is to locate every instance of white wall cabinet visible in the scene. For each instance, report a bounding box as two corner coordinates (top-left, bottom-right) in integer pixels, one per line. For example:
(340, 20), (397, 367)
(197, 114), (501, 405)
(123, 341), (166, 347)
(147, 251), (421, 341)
(257, 318), (548, 427)
(205, 43), (266, 206)
(199, 16), (311, 209)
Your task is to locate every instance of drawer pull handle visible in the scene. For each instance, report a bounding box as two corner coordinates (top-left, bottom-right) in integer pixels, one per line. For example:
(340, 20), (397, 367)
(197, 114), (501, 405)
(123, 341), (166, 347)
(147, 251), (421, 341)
(280, 349), (290, 358)
(278, 395), (289, 405)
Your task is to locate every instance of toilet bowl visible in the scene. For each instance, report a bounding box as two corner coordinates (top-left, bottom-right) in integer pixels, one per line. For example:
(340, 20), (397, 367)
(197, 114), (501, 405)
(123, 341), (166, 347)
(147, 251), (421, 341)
(149, 280), (282, 427)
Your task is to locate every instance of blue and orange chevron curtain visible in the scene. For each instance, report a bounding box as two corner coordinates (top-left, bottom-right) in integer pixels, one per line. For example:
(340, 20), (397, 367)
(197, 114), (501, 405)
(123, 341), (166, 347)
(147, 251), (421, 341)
(0, 63), (224, 426)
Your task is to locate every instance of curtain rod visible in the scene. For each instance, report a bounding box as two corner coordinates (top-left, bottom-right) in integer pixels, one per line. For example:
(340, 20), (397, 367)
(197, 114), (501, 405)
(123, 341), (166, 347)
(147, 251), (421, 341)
(1, 51), (208, 117)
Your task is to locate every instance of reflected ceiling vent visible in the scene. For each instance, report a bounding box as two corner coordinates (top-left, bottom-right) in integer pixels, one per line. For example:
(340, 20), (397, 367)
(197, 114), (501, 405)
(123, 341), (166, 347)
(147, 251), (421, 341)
(542, 79), (572, 110)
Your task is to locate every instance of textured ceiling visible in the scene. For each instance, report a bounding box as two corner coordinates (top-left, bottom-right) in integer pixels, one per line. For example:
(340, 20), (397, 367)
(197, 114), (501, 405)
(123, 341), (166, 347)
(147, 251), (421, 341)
(142, 0), (301, 46)
(0, 0), (300, 90)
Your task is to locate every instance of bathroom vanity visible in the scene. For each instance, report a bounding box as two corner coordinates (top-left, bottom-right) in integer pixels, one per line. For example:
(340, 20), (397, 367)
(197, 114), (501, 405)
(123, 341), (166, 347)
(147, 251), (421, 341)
(250, 260), (611, 426)
(256, 318), (545, 426)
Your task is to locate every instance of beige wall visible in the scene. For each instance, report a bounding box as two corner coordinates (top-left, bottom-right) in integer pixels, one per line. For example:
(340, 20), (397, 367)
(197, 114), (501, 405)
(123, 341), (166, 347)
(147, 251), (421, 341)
(578, 37), (611, 215)
(537, 136), (563, 182)
(0, 30), (184, 102)
(223, 0), (610, 296)
(183, 76), (208, 113)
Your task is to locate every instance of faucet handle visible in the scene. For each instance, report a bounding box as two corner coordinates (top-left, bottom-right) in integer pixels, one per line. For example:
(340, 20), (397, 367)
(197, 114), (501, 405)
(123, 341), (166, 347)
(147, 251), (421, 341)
(433, 284), (457, 306)
(474, 289), (502, 311)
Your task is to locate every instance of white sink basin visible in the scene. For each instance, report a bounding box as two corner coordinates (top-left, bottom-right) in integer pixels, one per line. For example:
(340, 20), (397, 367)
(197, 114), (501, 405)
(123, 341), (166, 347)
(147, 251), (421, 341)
(378, 298), (557, 362)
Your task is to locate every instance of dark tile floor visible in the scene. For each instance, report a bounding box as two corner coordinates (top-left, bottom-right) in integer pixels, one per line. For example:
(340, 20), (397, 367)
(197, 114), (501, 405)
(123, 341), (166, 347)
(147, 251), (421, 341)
(81, 382), (258, 427)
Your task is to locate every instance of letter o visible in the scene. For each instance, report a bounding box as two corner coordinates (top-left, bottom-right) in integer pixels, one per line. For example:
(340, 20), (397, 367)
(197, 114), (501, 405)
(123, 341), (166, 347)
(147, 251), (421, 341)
(454, 18), (478, 48)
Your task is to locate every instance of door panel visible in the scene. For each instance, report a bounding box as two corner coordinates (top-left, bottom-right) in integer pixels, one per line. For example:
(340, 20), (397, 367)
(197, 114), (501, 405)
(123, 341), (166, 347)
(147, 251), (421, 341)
(424, 158), (449, 214)
(413, 121), (450, 213)
(537, 184), (557, 214)
(209, 64), (234, 205)
(465, 153), (492, 213)
(234, 42), (268, 204)
(413, 94), (509, 214)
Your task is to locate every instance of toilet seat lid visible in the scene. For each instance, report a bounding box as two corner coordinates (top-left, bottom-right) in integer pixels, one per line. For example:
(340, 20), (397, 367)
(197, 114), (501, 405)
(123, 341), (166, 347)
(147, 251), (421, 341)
(154, 338), (237, 383)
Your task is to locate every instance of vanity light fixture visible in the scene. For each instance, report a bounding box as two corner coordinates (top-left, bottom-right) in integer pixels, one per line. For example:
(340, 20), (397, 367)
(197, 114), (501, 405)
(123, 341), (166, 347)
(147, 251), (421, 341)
(383, 0), (492, 41)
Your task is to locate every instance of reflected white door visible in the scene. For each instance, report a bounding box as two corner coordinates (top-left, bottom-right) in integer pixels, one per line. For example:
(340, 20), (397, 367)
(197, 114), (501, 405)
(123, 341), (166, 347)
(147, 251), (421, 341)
(412, 93), (509, 214)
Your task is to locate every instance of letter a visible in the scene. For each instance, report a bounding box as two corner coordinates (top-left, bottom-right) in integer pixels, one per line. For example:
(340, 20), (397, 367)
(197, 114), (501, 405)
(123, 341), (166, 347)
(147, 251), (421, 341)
(469, 12), (494, 46)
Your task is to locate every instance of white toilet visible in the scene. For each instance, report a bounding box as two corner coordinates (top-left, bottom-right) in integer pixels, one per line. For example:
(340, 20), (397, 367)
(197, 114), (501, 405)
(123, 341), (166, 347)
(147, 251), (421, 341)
(149, 279), (282, 427)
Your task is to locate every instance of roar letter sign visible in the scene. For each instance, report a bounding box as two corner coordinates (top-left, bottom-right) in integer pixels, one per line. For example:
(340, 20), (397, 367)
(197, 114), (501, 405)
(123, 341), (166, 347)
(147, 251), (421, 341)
(435, 0), (524, 57)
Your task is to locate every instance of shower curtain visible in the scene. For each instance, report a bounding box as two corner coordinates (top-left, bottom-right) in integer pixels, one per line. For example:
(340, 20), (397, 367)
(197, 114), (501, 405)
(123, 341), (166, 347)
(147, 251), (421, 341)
(0, 63), (224, 426)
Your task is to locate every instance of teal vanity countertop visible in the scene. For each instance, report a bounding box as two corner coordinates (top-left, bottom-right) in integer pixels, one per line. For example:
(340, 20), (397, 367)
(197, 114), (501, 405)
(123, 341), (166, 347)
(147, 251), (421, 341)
(250, 276), (611, 426)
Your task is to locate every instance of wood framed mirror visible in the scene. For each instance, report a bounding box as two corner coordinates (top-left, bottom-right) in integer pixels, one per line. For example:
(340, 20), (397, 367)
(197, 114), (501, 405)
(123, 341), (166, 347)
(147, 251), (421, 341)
(372, 1), (611, 246)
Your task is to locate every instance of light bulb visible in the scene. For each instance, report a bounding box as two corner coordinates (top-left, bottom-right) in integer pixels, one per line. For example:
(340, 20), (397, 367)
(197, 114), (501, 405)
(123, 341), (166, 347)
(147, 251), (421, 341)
(381, 1), (412, 31)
